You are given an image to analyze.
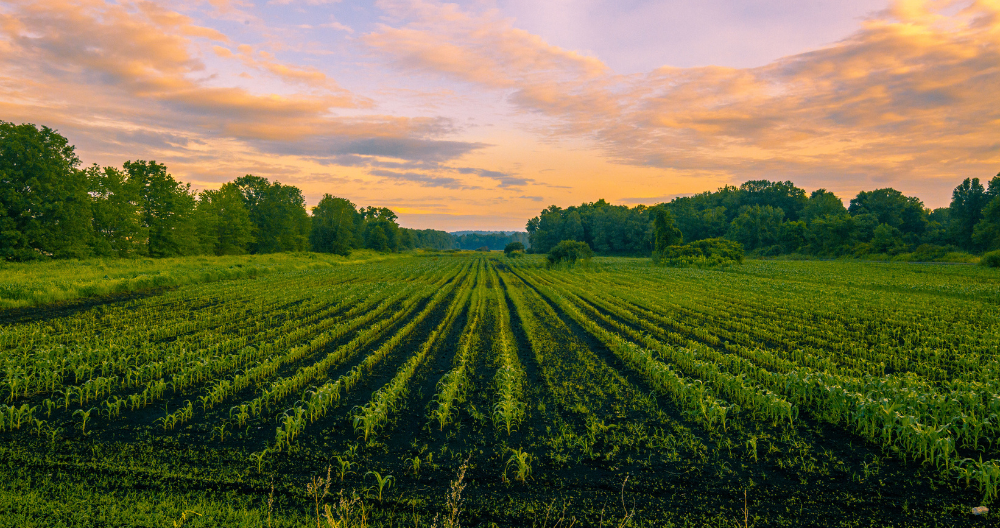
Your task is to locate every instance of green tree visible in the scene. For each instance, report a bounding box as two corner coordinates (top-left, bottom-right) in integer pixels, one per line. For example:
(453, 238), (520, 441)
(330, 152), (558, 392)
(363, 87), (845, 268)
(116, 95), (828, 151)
(0, 122), (91, 260)
(365, 222), (391, 251)
(526, 205), (563, 253)
(194, 184), (254, 255)
(360, 206), (401, 252)
(653, 208), (683, 255)
(848, 188), (927, 236)
(805, 213), (855, 255)
(86, 164), (146, 258)
(124, 160), (197, 257)
(922, 208), (952, 246)
(231, 175), (310, 253)
(870, 223), (906, 255)
(801, 189), (847, 222)
(972, 196), (1000, 251)
(739, 180), (808, 221)
(504, 241), (525, 256)
(948, 178), (988, 250)
(726, 205), (785, 251)
(310, 195), (360, 256)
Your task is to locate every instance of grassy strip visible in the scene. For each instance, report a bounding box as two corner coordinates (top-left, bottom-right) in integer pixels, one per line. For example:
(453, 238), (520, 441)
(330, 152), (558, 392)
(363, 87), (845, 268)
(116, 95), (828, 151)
(0, 250), (402, 309)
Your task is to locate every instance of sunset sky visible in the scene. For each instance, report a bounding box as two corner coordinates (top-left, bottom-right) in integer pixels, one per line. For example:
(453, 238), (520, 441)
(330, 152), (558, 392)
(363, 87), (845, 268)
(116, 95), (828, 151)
(1, 0), (997, 231)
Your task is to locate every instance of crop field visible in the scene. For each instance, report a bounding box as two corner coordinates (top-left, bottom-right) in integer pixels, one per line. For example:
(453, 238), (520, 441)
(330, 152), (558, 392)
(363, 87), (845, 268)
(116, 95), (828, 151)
(0, 254), (998, 527)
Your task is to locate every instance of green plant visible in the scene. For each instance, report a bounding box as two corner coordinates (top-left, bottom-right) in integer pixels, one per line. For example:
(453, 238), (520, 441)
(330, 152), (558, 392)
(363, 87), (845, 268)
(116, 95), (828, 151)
(72, 407), (95, 435)
(334, 456), (353, 482)
(505, 448), (531, 484)
(365, 471), (394, 502)
(546, 240), (593, 267)
(980, 249), (1000, 267)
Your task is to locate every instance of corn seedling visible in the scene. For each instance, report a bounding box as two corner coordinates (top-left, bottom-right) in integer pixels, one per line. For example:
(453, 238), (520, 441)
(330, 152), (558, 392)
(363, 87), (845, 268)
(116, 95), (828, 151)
(366, 471), (394, 502)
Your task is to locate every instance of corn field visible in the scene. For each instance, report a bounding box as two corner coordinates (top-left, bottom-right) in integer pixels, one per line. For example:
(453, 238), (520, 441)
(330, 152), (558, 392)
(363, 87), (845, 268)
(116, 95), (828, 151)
(0, 253), (997, 526)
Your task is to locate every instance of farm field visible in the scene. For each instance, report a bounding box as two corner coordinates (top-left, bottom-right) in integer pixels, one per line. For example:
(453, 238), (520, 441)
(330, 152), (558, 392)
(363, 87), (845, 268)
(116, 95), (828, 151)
(0, 254), (998, 527)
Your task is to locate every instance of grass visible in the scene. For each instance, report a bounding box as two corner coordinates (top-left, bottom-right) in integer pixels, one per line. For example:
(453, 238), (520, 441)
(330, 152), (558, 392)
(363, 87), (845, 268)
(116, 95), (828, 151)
(0, 250), (401, 309)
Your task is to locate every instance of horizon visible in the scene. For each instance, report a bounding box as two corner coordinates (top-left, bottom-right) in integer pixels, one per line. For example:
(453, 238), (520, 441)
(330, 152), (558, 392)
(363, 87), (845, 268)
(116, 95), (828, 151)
(1, 0), (997, 231)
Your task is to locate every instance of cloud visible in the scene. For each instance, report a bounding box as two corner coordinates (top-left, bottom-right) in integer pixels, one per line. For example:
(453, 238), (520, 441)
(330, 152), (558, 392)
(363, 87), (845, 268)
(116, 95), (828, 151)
(0, 0), (492, 183)
(456, 167), (531, 187)
(365, 0), (1000, 192)
(369, 169), (476, 189)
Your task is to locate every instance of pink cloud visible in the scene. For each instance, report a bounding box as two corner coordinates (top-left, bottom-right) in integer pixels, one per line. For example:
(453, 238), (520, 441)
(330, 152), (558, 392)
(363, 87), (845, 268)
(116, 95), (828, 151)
(364, 0), (1000, 194)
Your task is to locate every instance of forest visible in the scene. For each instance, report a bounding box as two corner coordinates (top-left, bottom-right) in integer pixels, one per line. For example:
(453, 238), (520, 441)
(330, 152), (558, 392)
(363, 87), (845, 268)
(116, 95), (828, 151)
(527, 181), (1000, 259)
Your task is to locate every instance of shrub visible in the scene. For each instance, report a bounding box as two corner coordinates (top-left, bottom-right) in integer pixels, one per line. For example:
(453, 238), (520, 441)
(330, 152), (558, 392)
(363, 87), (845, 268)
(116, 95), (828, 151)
(981, 250), (1000, 268)
(503, 242), (525, 257)
(476, 246), (490, 252)
(654, 238), (744, 268)
(546, 240), (593, 267)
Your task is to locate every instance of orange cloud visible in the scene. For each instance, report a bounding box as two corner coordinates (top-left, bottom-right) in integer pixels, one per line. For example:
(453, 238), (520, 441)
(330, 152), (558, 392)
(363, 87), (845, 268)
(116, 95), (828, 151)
(365, 0), (1000, 195)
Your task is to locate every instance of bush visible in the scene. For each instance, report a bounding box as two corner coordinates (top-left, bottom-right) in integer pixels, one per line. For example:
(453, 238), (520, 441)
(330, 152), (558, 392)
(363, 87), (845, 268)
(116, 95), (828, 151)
(476, 246), (490, 252)
(981, 250), (1000, 268)
(546, 240), (593, 267)
(654, 238), (744, 268)
(503, 242), (525, 257)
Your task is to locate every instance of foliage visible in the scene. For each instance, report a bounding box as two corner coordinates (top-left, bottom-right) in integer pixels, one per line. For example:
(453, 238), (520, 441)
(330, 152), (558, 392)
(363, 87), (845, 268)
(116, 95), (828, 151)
(972, 195), (1000, 251)
(86, 165), (147, 258)
(310, 195), (360, 256)
(0, 121), (91, 260)
(403, 228), (455, 250)
(527, 200), (652, 254)
(193, 184), (254, 256)
(652, 208), (682, 254)
(1, 255), (1000, 526)
(125, 160), (200, 258)
(545, 240), (593, 267)
(655, 238), (743, 267)
(454, 232), (529, 251)
(503, 241), (525, 258)
(981, 250), (1000, 268)
(231, 175), (310, 254)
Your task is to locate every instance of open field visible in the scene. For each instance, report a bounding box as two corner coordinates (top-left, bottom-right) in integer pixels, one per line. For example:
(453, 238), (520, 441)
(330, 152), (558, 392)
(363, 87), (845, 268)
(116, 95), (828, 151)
(0, 254), (998, 527)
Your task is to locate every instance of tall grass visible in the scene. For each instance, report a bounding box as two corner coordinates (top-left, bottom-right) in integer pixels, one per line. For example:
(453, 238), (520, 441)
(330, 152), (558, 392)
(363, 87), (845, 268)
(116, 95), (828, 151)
(0, 250), (398, 309)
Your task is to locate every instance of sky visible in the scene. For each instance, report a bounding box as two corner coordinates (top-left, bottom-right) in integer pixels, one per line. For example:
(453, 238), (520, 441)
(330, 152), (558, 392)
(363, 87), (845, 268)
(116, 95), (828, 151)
(0, 0), (997, 231)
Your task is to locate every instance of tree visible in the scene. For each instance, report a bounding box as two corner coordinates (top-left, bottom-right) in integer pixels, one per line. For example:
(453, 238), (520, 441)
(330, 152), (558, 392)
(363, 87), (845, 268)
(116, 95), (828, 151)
(359, 206), (401, 252)
(194, 184), (254, 255)
(870, 223), (906, 255)
(972, 196), (1000, 251)
(805, 213), (855, 255)
(739, 180), (808, 221)
(0, 122), (91, 260)
(948, 178), (988, 250)
(526, 205), (564, 253)
(231, 175), (310, 253)
(653, 208), (683, 255)
(310, 195), (360, 256)
(726, 205), (785, 251)
(124, 160), (198, 257)
(504, 241), (525, 257)
(365, 222), (391, 251)
(801, 189), (847, 222)
(86, 164), (146, 257)
(922, 208), (952, 246)
(849, 188), (927, 236)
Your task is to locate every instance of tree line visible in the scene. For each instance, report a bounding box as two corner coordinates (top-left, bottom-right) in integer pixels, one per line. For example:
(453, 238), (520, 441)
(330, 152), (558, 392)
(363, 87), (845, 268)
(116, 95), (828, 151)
(0, 121), (511, 261)
(527, 178), (1000, 258)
